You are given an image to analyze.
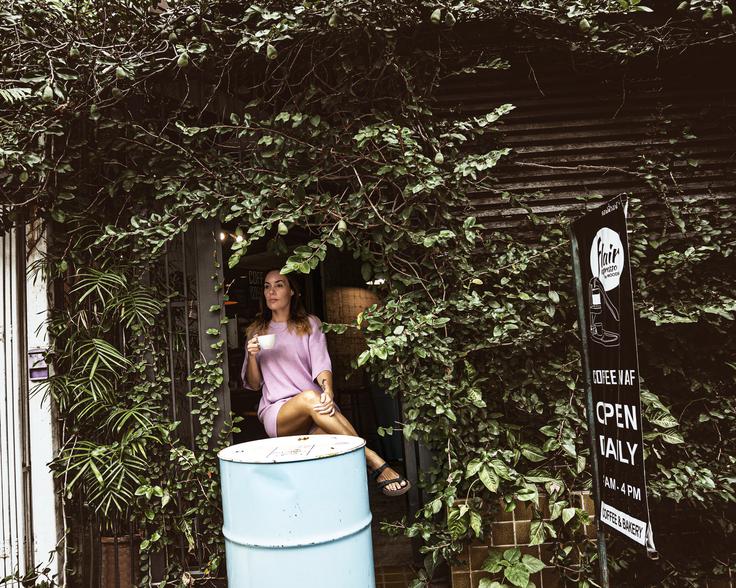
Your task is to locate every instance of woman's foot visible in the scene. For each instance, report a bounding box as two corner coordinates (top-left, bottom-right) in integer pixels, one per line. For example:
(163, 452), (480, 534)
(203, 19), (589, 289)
(370, 462), (411, 496)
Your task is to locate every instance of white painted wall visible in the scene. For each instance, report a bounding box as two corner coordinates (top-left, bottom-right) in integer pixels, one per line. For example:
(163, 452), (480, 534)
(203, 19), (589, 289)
(25, 224), (60, 583)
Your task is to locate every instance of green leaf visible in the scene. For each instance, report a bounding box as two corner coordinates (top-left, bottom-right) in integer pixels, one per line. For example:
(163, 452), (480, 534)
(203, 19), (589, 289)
(576, 455), (586, 474)
(479, 465), (500, 493)
(521, 554), (545, 574)
(562, 507), (576, 524)
(561, 440), (576, 458)
(649, 412), (678, 429)
(503, 549), (521, 563)
(504, 562), (530, 587)
(521, 446), (546, 463)
(515, 484), (538, 505)
(660, 430), (685, 444)
(529, 520), (545, 545)
(470, 511), (482, 537)
(447, 507), (468, 538)
(188, 42), (208, 54)
(89, 460), (104, 485)
(490, 459), (512, 480)
(549, 500), (565, 521)
(481, 549), (504, 573)
(361, 263), (373, 282)
(466, 459), (483, 478)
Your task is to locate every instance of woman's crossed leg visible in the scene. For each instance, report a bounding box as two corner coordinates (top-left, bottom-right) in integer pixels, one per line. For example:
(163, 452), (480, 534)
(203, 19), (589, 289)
(276, 390), (408, 494)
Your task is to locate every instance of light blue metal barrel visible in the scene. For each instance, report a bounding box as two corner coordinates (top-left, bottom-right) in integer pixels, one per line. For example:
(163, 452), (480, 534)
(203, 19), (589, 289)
(218, 434), (376, 588)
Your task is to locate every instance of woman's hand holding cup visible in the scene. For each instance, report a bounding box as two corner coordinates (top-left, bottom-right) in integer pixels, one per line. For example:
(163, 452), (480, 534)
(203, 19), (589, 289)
(246, 335), (261, 358)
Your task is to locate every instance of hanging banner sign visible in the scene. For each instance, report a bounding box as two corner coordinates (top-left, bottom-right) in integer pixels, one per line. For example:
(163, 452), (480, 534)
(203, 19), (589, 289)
(571, 196), (656, 553)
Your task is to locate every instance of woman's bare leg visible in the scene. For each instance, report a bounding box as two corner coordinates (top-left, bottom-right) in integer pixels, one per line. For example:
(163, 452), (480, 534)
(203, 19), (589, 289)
(276, 390), (358, 436)
(276, 390), (408, 492)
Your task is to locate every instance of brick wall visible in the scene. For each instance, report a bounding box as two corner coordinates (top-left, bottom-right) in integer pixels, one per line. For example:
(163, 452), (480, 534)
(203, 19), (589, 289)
(451, 493), (596, 588)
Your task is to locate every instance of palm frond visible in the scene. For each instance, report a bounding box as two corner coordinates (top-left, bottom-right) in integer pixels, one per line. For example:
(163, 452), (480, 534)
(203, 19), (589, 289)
(72, 269), (128, 306)
(69, 371), (117, 401)
(105, 405), (155, 434)
(0, 87), (31, 104)
(118, 287), (164, 328)
(75, 338), (131, 379)
(68, 392), (111, 422)
(59, 440), (148, 516)
(45, 374), (73, 411)
(82, 372), (117, 401)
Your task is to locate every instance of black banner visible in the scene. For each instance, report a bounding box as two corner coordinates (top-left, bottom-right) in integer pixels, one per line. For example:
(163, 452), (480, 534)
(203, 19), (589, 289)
(571, 196), (655, 551)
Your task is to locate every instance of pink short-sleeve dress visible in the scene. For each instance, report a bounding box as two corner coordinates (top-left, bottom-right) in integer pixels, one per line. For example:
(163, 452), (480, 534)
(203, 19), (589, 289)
(241, 315), (333, 438)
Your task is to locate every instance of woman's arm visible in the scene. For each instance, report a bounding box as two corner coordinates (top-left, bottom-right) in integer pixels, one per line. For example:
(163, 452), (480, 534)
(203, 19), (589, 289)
(314, 369), (335, 416)
(316, 369), (333, 398)
(244, 335), (263, 390)
(308, 316), (335, 415)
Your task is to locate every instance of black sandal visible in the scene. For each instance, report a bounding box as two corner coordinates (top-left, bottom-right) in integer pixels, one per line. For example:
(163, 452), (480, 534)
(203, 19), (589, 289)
(369, 462), (412, 497)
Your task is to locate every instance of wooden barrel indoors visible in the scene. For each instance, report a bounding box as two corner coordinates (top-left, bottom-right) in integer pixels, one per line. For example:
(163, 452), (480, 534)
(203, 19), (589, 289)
(324, 287), (379, 392)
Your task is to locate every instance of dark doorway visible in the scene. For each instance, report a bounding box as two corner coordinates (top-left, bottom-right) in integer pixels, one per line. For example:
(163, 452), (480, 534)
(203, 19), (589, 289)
(218, 228), (420, 583)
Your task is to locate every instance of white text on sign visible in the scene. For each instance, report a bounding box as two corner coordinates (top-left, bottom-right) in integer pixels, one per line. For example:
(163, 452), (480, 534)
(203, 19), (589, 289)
(596, 401), (638, 430)
(595, 400), (640, 465)
(592, 369), (636, 386)
(599, 436), (639, 465)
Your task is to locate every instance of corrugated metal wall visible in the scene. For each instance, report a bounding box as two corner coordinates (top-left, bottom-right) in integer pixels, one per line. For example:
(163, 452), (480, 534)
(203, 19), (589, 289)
(436, 49), (736, 231)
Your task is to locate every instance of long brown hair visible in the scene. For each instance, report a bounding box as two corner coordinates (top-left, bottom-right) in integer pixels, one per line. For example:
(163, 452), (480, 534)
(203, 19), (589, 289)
(246, 271), (312, 338)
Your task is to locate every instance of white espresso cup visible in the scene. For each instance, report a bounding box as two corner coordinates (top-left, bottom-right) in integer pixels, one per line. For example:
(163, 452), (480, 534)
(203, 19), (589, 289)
(257, 334), (276, 350)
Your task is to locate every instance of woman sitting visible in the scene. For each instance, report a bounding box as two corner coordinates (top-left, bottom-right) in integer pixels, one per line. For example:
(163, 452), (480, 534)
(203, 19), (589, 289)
(241, 269), (411, 496)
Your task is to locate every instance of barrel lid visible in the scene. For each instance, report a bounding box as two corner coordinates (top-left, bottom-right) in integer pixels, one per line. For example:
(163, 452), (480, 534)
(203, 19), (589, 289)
(218, 434), (366, 464)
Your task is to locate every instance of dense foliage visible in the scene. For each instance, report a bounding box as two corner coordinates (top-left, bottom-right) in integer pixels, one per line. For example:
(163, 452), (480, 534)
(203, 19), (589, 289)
(2, 0), (735, 586)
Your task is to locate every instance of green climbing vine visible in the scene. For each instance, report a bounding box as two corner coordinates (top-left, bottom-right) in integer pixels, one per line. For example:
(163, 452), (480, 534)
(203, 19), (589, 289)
(1, 1), (735, 586)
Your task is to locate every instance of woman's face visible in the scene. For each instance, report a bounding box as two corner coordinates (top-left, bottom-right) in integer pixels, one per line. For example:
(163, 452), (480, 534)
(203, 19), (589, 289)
(263, 270), (294, 315)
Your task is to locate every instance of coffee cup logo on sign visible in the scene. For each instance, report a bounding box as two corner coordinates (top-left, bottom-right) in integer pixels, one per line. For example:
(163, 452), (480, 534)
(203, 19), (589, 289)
(588, 227), (624, 348)
(590, 227), (624, 292)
